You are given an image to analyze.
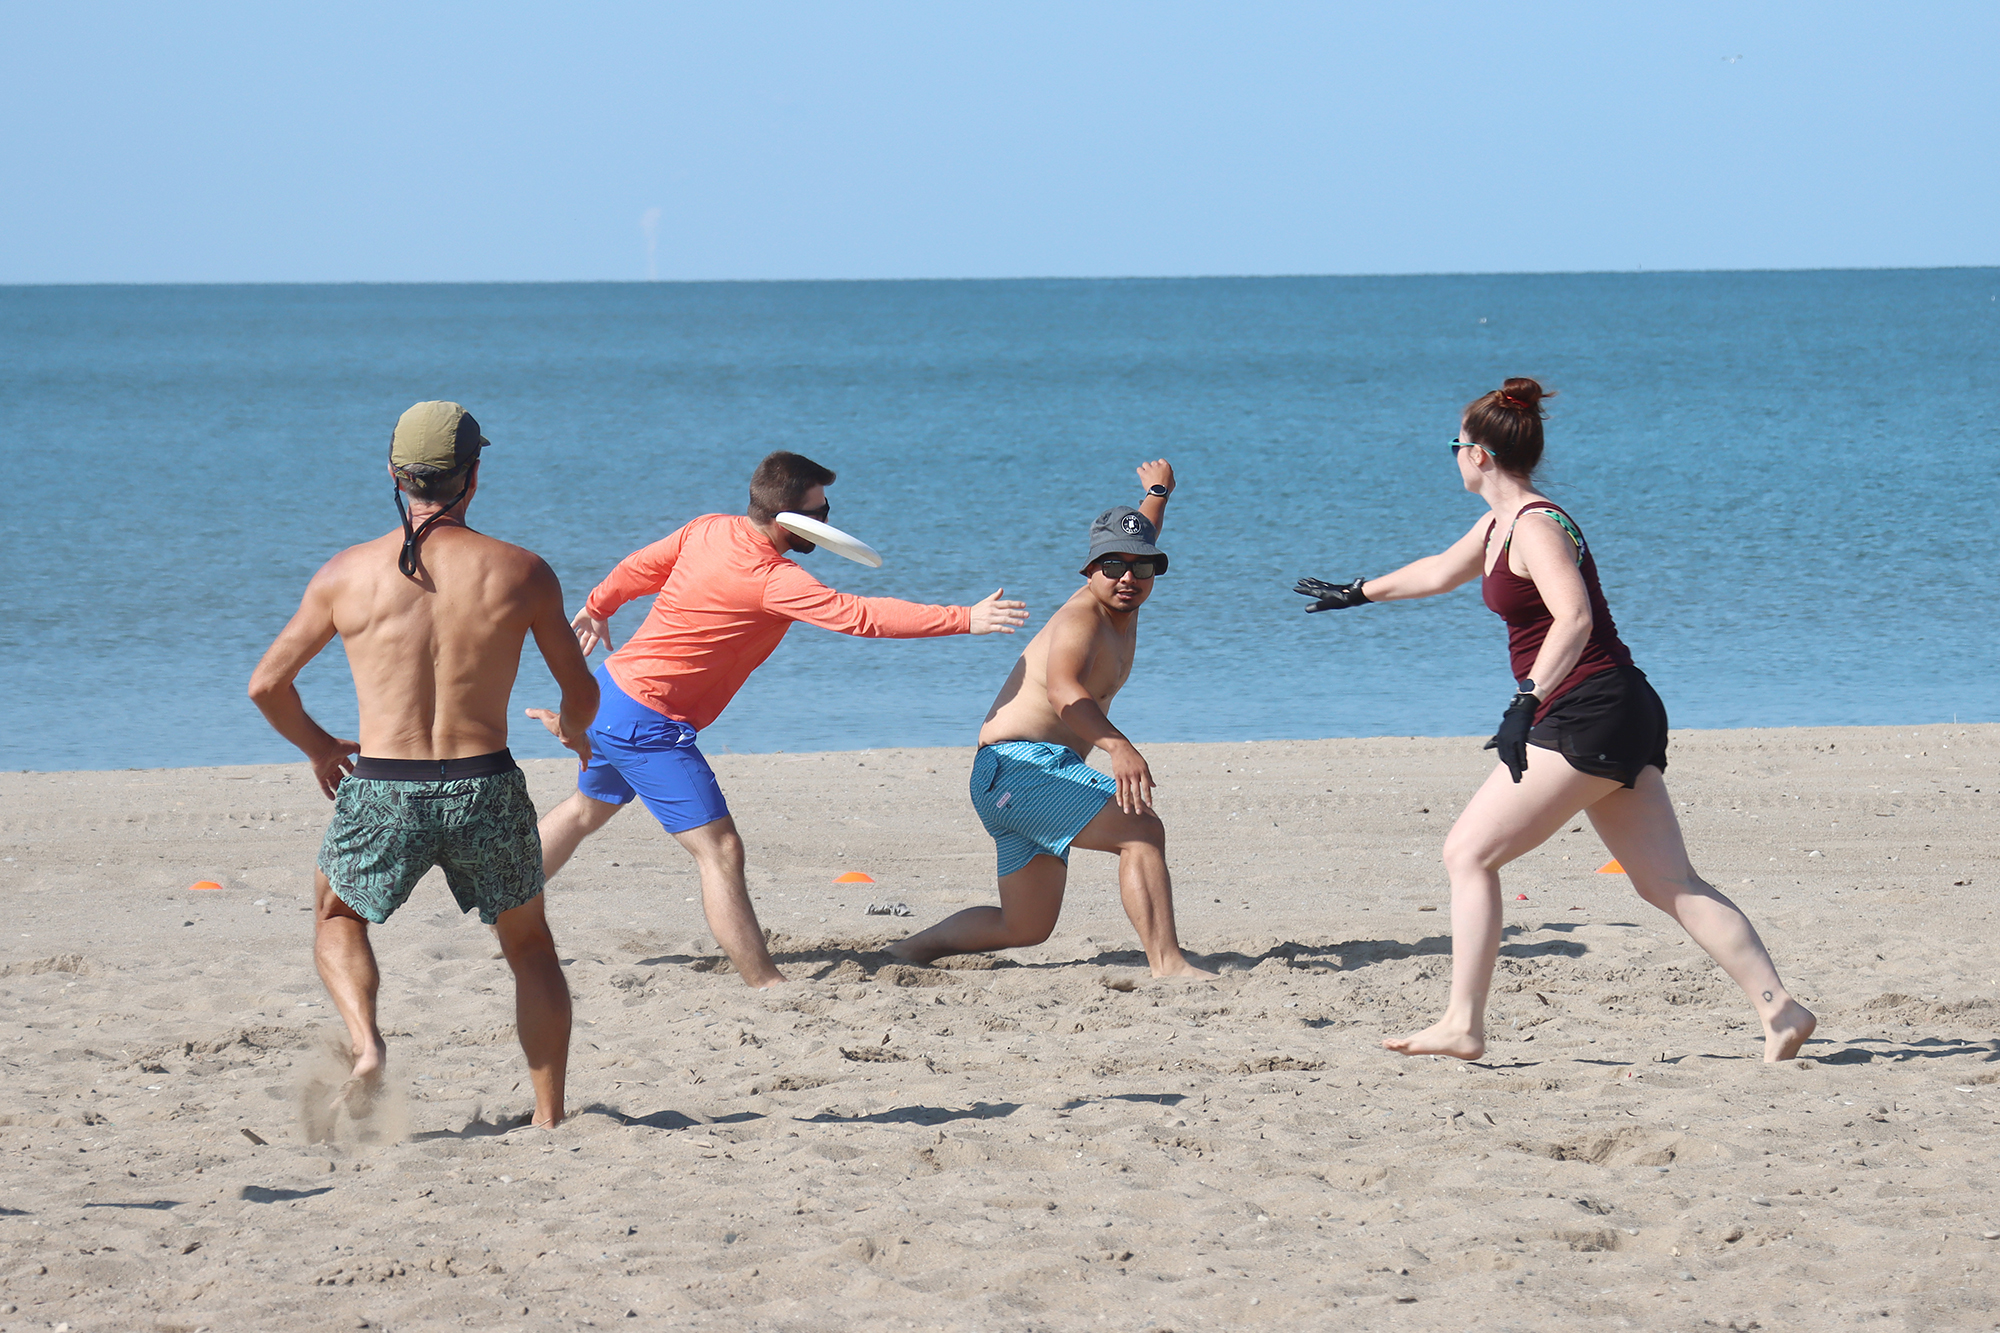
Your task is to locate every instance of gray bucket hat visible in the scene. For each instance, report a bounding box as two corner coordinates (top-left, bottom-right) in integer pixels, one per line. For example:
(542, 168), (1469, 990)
(1080, 506), (1168, 575)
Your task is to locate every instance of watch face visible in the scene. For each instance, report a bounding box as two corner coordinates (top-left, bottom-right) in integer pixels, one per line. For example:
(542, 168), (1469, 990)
(1147, 484), (1169, 496)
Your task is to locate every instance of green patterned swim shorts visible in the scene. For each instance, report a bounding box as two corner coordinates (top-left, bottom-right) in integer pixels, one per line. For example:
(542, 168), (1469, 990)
(318, 753), (543, 925)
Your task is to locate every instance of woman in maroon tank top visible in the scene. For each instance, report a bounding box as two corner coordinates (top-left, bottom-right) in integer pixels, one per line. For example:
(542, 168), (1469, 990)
(1295, 378), (1815, 1063)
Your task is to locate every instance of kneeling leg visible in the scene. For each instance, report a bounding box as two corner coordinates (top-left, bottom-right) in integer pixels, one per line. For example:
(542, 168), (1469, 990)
(888, 856), (1068, 963)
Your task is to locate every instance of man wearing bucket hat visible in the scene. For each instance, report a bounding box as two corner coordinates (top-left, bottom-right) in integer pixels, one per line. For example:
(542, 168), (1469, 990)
(889, 460), (1215, 979)
(249, 401), (599, 1131)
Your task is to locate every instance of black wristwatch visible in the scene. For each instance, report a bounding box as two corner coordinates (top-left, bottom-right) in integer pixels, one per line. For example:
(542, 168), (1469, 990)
(1515, 679), (1538, 698)
(1145, 483), (1170, 497)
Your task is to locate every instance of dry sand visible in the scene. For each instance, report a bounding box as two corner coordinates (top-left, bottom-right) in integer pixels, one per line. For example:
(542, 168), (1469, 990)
(1, 724), (1996, 1332)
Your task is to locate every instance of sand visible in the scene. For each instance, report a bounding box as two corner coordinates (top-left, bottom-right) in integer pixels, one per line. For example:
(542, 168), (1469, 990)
(1, 723), (1996, 1331)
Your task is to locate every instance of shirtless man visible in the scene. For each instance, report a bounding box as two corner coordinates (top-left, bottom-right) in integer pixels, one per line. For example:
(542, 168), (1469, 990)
(529, 450), (1027, 989)
(889, 462), (1215, 979)
(249, 401), (597, 1130)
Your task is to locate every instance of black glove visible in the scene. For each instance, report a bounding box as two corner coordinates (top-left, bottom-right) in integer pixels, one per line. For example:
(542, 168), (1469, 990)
(1294, 576), (1371, 612)
(1483, 691), (1538, 783)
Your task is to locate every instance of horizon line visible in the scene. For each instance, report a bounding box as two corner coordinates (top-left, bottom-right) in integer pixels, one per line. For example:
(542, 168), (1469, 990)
(4, 262), (1997, 291)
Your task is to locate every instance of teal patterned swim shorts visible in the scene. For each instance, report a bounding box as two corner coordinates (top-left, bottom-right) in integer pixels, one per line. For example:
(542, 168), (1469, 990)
(318, 762), (544, 925)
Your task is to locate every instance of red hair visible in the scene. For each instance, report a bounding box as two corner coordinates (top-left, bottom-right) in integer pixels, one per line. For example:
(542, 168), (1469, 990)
(1463, 377), (1554, 478)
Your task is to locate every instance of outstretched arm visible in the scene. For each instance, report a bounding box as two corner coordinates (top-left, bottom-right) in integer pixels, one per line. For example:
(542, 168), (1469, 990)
(524, 562), (600, 769)
(247, 562), (359, 799)
(1043, 613), (1154, 814)
(1298, 515), (1490, 609)
(765, 563), (1023, 637)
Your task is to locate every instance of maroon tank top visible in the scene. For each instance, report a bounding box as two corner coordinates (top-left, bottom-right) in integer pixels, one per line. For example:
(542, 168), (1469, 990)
(1481, 503), (1633, 721)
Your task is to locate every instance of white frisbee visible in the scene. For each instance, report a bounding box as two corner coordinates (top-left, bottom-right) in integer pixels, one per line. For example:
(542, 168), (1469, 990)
(775, 511), (883, 568)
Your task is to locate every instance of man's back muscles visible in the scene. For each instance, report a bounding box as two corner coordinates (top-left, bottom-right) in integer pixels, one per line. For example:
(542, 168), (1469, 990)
(332, 527), (555, 758)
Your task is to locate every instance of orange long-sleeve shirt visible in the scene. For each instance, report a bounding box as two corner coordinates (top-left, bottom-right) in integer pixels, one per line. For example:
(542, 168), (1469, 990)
(584, 513), (971, 732)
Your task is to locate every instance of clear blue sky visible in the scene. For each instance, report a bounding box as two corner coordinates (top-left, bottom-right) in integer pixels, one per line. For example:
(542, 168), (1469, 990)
(4, 2), (1995, 283)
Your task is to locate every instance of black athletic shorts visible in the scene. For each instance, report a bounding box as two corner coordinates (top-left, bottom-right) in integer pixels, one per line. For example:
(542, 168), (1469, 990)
(1528, 665), (1668, 788)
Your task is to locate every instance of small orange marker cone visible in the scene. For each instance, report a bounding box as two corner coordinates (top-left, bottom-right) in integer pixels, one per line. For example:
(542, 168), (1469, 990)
(1513, 893), (1529, 901)
(1596, 859), (1624, 874)
(833, 871), (875, 884)
(189, 881), (223, 891)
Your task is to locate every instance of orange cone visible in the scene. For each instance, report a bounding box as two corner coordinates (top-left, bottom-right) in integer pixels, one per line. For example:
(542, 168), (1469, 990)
(1596, 859), (1625, 874)
(189, 881), (223, 891)
(833, 871), (875, 884)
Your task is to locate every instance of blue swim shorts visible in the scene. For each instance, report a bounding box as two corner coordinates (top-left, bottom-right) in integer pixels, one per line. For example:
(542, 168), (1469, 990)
(576, 665), (731, 834)
(969, 741), (1116, 878)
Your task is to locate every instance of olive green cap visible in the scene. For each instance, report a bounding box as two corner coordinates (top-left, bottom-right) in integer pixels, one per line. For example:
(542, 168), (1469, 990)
(389, 401), (488, 476)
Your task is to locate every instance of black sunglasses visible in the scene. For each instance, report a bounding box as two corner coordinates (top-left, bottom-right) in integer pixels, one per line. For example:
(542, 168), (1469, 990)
(1093, 557), (1162, 580)
(796, 501), (830, 520)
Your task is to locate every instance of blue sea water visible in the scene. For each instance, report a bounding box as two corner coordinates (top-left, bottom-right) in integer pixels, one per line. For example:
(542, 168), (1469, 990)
(1, 271), (1995, 774)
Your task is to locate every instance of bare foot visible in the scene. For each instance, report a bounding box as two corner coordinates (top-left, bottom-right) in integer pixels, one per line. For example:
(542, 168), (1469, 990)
(330, 1038), (388, 1115)
(1764, 999), (1816, 1062)
(513, 1114), (565, 1131)
(1382, 1021), (1485, 1060)
(741, 971), (788, 990)
(884, 938), (943, 966)
(1150, 957), (1219, 980)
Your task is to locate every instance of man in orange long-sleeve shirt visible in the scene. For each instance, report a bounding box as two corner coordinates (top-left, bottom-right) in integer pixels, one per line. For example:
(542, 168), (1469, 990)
(529, 451), (1027, 987)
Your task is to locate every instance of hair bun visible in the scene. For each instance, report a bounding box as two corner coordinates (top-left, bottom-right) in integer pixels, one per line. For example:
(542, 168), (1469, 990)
(1463, 378), (1552, 477)
(1495, 377), (1550, 416)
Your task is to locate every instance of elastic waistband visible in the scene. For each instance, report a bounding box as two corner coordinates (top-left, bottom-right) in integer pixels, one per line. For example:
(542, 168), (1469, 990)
(978, 740), (1083, 762)
(351, 749), (517, 781)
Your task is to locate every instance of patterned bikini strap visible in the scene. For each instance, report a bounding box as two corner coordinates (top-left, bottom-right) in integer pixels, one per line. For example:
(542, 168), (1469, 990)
(1502, 504), (1587, 567)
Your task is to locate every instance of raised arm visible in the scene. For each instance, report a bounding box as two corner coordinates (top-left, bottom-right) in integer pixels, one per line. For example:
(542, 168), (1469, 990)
(1295, 515), (1490, 611)
(524, 560), (600, 769)
(1136, 459), (1175, 536)
(247, 559), (359, 799)
(1043, 612), (1154, 814)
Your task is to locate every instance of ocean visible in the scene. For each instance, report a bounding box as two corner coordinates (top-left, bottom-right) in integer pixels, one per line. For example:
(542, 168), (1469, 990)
(1, 271), (1994, 773)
